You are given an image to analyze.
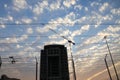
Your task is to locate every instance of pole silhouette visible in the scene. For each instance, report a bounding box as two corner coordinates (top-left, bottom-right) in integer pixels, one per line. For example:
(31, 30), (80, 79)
(0, 56), (2, 69)
(104, 54), (112, 80)
(35, 57), (38, 80)
(104, 36), (119, 80)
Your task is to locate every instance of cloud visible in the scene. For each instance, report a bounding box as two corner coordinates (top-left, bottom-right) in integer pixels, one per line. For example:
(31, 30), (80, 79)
(71, 25), (90, 37)
(111, 8), (120, 15)
(74, 5), (83, 10)
(63, 0), (76, 8)
(17, 34), (28, 42)
(0, 24), (6, 29)
(27, 28), (33, 34)
(13, 0), (28, 11)
(21, 18), (32, 24)
(36, 27), (49, 33)
(90, 2), (100, 7)
(99, 2), (109, 12)
(33, 1), (48, 15)
(16, 44), (23, 49)
(7, 15), (13, 22)
(36, 12), (76, 34)
(49, 1), (61, 11)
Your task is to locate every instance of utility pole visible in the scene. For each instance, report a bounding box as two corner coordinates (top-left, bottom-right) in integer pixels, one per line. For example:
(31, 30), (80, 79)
(104, 36), (119, 80)
(104, 54), (112, 80)
(0, 56), (2, 69)
(49, 28), (76, 80)
(35, 57), (38, 80)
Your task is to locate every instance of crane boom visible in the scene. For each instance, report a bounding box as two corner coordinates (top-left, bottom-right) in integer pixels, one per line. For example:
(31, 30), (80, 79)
(49, 28), (75, 45)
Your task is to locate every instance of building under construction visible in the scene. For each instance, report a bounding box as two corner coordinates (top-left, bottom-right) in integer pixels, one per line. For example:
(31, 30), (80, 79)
(40, 44), (69, 80)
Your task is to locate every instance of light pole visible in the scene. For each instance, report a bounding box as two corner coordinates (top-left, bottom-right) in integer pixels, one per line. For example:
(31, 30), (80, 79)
(104, 54), (112, 80)
(104, 36), (119, 80)
(0, 56), (2, 69)
(35, 57), (38, 80)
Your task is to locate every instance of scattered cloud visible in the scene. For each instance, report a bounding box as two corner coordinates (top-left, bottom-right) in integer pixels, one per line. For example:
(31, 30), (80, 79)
(0, 24), (6, 29)
(27, 27), (33, 34)
(49, 1), (61, 11)
(99, 2), (109, 12)
(17, 34), (28, 42)
(71, 25), (90, 37)
(111, 8), (120, 15)
(33, 1), (48, 15)
(21, 18), (32, 24)
(74, 5), (83, 10)
(63, 0), (76, 8)
(13, 0), (28, 11)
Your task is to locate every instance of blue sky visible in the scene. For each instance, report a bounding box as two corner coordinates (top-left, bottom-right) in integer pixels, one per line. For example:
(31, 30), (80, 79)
(0, 0), (120, 80)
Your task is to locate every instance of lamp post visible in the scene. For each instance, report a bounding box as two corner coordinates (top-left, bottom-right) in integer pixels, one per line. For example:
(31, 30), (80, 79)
(0, 56), (2, 69)
(35, 57), (38, 80)
(104, 36), (119, 80)
(104, 54), (112, 80)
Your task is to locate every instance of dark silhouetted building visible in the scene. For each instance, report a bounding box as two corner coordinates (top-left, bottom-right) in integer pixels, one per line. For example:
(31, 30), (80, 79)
(40, 44), (69, 80)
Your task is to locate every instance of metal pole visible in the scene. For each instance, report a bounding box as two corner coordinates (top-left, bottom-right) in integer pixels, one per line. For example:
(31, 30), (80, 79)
(104, 36), (119, 80)
(0, 56), (2, 69)
(69, 43), (76, 80)
(35, 57), (38, 80)
(104, 54), (112, 80)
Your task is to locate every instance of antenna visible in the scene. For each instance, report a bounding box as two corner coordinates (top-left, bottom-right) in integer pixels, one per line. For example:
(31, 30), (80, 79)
(49, 28), (76, 80)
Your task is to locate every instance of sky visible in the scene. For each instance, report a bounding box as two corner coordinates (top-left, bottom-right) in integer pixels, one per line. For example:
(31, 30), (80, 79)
(0, 0), (120, 80)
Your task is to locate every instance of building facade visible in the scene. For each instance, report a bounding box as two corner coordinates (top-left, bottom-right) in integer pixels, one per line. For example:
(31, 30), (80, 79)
(40, 44), (69, 80)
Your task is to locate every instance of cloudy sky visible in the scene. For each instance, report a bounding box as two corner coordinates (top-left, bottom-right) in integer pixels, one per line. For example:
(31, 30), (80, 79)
(0, 0), (120, 80)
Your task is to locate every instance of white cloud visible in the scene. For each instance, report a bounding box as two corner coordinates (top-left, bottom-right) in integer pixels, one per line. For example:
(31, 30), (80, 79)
(4, 4), (8, 8)
(49, 1), (61, 11)
(5, 37), (18, 43)
(27, 27), (33, 34)
(84, 7), (88, 11)
(90, 2), (100, 7)
(49, 29), (70, 39)
(16, 44), (23, 49)
(21, 18), (32, 24)
(99, 2), (109, 12)
(0, 24), (6, 29)
(45, 39), (67, 45)
(36, 27), (49, 33)
(53, 12), (76, 26)
(7, 15), (13, 21)
(17, 34), (28, 42)
(36, 12), (76, 33)
(13, 0), (28, 11)
(63, 0), (76, 8)
(74, 5), (83, 10)
(71, 25), (90, 37)
(33, 1), (48, 15)
(107, 26), (120, 33)
(111, 8), (120, 15)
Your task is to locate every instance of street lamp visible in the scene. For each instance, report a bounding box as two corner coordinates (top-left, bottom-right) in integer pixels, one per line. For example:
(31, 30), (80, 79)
(104, 54), (112, 80)
(35, 57), (38, 80)
(104, 36), (119, 80)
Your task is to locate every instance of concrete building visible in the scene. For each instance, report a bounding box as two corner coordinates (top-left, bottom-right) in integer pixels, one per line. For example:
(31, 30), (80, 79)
(40, 44), (69, 80)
